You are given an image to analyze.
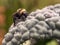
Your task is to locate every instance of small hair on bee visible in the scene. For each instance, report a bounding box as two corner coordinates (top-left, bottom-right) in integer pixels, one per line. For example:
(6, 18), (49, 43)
(13, 8), (28, 26)
(17, 8), (27, 15)
(17, 8), (21, 12)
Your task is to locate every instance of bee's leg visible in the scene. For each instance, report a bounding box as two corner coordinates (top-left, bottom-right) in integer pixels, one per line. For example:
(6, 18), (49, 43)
(13, 19), (15, 26)
(21, 15), (26, 21)
(20, 13), (28, 21)
(13, 16), (17, 26)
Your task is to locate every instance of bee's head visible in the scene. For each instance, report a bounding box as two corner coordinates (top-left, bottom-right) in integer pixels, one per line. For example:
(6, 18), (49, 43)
(17, 8), (27, 15)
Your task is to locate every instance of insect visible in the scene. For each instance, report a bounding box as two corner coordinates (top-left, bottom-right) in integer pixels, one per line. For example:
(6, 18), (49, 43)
(13, 8), (28, 26)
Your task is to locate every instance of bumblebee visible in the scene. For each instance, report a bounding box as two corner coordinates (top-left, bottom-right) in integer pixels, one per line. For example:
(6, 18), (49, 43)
(13, 8), (28, 26)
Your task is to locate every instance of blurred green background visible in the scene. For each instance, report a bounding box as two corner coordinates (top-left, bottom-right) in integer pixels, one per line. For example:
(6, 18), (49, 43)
(0, 0), (60, 45)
